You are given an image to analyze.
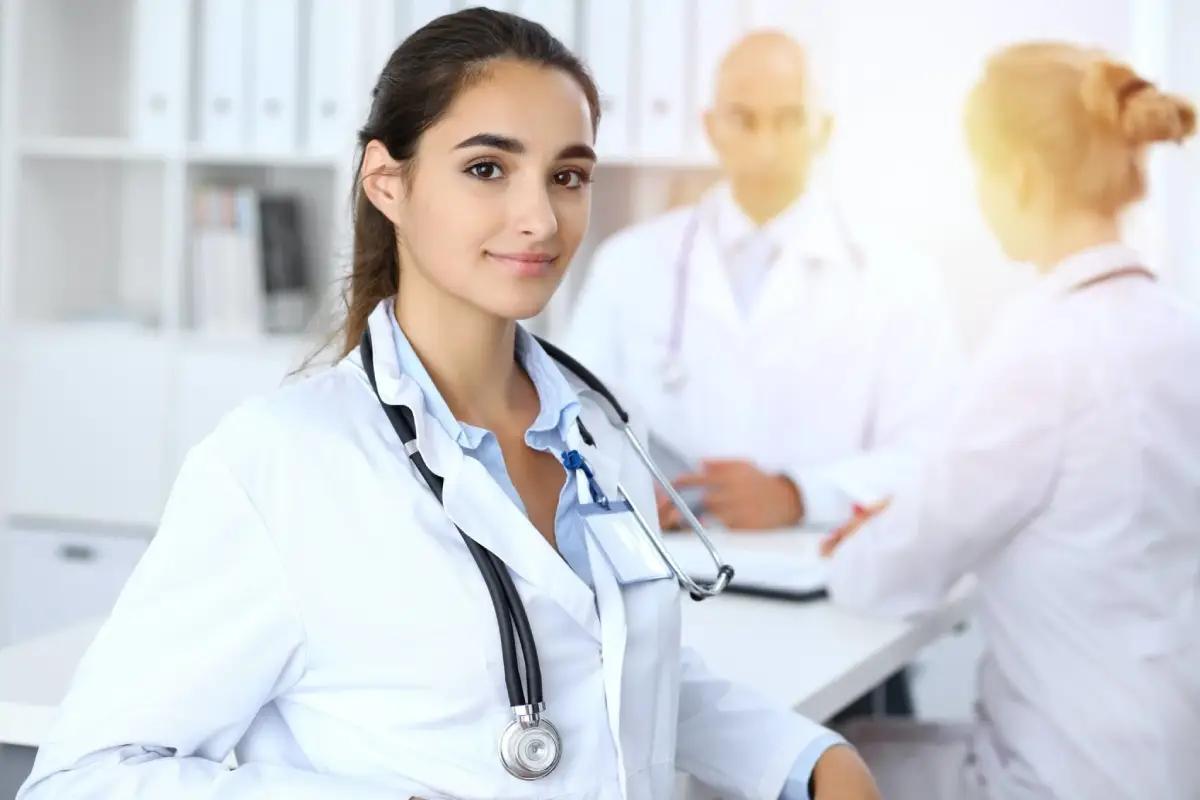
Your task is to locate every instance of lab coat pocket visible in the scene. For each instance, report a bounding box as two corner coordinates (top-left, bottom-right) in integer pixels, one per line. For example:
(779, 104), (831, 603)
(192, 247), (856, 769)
(581, 502), (672, 585)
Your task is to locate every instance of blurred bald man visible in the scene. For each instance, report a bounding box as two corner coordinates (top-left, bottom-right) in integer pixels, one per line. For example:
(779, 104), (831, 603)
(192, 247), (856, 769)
(564, 29), (961, 718)
(569, 30), (960, 526)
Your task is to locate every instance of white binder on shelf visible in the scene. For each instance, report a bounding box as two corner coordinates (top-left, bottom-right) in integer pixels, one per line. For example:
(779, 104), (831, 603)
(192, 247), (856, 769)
(306, 0), (359, 155)
(198, 0), (249, 149)
(583, 0), (632, 158)
(360, 0), (400, 110)
(692, 2), (747, 158)
(248, 0), (301, 153)
(516, 0), (577, 49)
(129, 0), (188, 146)
(635, 0), (688, 159)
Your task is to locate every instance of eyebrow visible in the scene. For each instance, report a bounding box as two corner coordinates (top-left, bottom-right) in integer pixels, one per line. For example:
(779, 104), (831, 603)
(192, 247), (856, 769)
(453, 133), (596, 162)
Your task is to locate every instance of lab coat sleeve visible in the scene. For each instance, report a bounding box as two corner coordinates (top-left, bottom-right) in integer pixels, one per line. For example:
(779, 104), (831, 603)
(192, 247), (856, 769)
(16, 439), (406, 800)
(675, 646), (837, 800)
(559, 235), (628, 388)
(789, 265), (964, 526)
(827, 320), (1066, 616)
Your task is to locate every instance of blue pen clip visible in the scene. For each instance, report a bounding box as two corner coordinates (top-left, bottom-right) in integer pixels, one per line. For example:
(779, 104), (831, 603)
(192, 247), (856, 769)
(561, 449), (610, 509)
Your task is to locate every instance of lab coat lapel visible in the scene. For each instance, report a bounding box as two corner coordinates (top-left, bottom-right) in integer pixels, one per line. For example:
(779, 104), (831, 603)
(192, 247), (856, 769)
(440, 459), (601, 643)
(586, 526), (630, 792)
(748, 190), (849, 331)
(690, 223), (745, 336)
(748, 250), (805, 329)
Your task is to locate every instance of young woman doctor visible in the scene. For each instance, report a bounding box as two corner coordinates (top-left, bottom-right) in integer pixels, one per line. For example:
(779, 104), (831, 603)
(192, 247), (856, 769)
(18, 9), (877, 800)
(822, 42), (1199, 800)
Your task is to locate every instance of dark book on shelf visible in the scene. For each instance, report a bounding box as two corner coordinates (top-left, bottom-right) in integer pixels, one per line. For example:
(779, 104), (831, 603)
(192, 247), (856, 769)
(258, 195), (309, 294)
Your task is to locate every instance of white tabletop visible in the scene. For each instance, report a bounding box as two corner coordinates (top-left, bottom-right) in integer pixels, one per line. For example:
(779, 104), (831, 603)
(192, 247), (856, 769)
(0, 532), (974, 749)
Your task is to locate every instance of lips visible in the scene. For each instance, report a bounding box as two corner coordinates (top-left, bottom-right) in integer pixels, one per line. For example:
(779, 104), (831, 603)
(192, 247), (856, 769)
(486, 251), (559, 277)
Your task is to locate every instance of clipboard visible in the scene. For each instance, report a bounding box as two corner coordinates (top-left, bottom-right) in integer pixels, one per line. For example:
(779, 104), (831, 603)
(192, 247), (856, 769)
(666, 528), (830, 602)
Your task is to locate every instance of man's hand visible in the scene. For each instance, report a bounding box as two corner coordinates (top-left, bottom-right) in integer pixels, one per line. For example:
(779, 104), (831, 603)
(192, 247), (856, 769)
(656, 485), (686, 531)
(810, 744), (881, 800)
(672, 460), (804, 530)
(819, 499), (891, 557)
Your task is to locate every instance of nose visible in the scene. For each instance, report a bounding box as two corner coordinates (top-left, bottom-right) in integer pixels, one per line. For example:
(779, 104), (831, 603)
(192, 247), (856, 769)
(512, 174), (559, 241)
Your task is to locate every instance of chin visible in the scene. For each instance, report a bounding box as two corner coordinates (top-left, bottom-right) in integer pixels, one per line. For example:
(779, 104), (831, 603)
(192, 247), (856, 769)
(485, 288), (556, 323)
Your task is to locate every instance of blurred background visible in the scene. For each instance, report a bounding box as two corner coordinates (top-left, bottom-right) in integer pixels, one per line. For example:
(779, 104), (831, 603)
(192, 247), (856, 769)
(0, 0), (1196, 794)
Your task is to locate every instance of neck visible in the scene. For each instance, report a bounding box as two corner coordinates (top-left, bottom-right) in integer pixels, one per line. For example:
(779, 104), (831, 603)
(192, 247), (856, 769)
(730, 178), (806, 226)
(1031, 211), (1122, 273)
(393, 278), (528, 430)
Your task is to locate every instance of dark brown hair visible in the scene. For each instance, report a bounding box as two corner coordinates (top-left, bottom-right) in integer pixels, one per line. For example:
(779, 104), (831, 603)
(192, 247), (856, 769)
(332, 6), (601, 359)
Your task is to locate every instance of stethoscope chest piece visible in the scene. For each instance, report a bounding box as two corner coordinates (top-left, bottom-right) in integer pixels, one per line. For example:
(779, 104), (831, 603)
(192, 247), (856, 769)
(499, 704), (561, 780)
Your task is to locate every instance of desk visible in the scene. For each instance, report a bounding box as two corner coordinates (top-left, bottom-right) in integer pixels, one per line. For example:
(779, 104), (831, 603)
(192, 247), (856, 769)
(680, 586), (973, 723)
(0, 589), (972, 750)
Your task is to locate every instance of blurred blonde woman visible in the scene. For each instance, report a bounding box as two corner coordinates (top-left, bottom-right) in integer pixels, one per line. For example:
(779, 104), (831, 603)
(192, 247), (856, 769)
(822, 42), (1199, 800)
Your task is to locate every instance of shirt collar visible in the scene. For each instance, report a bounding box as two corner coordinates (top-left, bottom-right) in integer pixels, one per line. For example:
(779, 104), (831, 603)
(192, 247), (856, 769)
(1038, 242), (1148, 296)
(706, 181), (851, 267)
(385, 299), (580, 452)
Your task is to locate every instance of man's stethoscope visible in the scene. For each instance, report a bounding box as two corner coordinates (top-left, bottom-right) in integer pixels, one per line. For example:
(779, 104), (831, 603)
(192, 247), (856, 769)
(359, 328), (734, 781)
(659, 193), (865, 394)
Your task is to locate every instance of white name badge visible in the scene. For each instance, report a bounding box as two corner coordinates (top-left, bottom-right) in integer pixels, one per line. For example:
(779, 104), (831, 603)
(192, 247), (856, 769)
(580, 500), (673, 586)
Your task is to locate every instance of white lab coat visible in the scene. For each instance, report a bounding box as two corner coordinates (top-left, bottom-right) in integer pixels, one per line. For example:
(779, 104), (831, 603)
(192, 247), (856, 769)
(829, 244), (1200, 799)
(563, 185), (961, 524)
(18, 301), (829, 800)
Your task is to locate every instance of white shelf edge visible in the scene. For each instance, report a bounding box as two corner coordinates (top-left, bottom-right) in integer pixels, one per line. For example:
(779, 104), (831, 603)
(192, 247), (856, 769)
(185, 148), (343, 169)
(4, 320), (313, 350)
(17, 136), (176, 162)
(16, 138), (349, 170)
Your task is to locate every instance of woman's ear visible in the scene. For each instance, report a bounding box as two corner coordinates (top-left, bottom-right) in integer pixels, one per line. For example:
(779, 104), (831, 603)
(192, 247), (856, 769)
(360, 139), (407, 225)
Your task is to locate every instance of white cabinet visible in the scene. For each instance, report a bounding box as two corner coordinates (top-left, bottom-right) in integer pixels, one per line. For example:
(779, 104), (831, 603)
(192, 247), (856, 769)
(166, 337), (308, 478)
(2, 524), (149, 645)
(5, 326), (172, 527)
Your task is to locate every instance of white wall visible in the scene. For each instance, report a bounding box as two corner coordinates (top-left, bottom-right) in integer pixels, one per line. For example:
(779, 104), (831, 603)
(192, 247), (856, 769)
(821, 0), (1173, 346)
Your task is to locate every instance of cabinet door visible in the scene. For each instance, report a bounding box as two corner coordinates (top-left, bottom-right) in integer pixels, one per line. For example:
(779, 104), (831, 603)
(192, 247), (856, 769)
(3, 525), (149, 645)
(165, 339), (306, 482)
(5, 326), (172, 527)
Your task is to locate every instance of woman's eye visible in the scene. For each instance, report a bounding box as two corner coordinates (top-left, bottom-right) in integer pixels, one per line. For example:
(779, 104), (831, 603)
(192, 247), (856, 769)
(467, 161), (504, 180)
(553, 169), (590, 189)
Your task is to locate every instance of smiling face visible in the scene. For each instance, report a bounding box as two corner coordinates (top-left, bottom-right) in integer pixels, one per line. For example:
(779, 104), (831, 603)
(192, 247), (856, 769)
(362, 58), (596, 322)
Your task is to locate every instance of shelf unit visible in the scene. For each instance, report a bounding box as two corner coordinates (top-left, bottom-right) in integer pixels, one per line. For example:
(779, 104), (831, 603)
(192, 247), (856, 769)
(0, 0), (841, 334)
(0, 0), (817, 565)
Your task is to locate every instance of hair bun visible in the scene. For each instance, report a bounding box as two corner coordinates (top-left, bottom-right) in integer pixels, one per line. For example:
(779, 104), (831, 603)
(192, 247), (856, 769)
(1082, 59), (1196, 144)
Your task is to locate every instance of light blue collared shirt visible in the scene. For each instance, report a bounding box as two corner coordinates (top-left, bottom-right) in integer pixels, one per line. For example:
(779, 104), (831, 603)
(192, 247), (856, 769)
(387, 304), (593, 587)
(386, 305), (840, 800)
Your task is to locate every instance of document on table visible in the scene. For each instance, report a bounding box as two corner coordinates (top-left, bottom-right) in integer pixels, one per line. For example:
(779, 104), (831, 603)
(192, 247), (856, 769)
(666, 528), (830, 600)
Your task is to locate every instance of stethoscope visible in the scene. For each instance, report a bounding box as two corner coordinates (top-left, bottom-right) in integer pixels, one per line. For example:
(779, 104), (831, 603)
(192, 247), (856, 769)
(359, 328), (734, 781)
(659, 192), (866, 394)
